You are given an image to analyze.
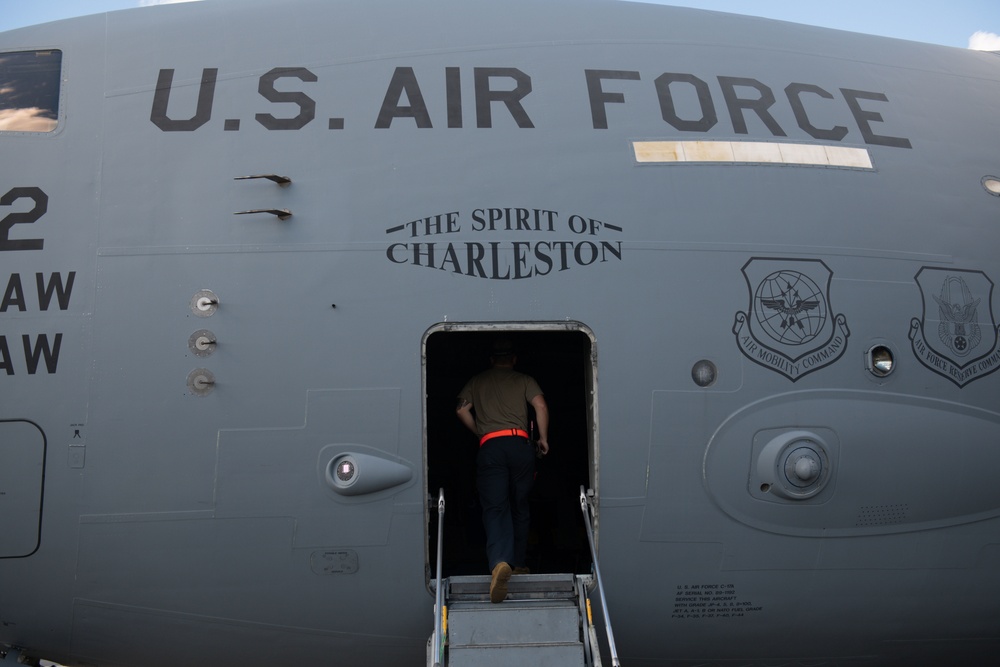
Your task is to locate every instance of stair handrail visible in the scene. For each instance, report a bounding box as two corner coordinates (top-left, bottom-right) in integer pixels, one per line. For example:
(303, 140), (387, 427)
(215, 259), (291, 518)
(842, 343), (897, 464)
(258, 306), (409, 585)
(579, 486), (621, 667)
(431, 488), (446, 667)
(576, 575), (596, 666)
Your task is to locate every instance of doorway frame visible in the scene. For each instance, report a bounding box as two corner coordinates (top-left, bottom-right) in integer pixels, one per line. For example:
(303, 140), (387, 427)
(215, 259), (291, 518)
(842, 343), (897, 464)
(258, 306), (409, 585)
(421, 320), (600, 586)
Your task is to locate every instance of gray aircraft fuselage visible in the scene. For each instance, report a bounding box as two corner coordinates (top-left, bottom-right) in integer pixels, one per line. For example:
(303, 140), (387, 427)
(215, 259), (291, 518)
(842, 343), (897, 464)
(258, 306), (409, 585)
(2, 0), (1000, 665)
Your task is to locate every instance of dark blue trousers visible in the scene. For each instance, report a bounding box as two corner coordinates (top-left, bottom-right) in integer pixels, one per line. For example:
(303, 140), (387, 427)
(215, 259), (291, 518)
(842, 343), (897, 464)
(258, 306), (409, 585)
(477, 436), (535, 571)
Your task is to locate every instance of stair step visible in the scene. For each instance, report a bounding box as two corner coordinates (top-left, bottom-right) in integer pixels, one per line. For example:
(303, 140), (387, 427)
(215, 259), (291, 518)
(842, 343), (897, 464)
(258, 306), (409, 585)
(446, 573), (577, 601)
(448, 642), (585, 667)
(448, 598), (580, 645)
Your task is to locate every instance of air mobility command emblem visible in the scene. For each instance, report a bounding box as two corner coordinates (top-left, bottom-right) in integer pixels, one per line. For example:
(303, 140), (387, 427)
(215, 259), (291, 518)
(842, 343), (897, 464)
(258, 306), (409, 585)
(734, 258), (850, 381)
(909, 268), (1000, 387)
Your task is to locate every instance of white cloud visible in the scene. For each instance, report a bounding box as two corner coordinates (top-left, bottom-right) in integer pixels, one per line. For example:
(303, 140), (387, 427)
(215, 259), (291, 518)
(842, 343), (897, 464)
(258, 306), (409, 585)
(968, 31), (1000, 51)
(0, 108), (58, 132)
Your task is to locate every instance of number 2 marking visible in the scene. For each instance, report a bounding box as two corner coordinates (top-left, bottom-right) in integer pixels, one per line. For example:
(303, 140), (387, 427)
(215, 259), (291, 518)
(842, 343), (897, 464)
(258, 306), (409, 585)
(0, 187), (48, 251)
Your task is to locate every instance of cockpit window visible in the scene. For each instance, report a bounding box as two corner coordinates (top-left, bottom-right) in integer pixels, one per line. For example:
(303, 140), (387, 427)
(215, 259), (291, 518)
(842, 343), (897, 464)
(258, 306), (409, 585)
(0, 50), (62, 133)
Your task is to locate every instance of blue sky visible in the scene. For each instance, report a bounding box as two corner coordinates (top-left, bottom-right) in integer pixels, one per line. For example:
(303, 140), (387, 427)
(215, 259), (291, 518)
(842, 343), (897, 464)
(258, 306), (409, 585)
(1, 0), (999, 49)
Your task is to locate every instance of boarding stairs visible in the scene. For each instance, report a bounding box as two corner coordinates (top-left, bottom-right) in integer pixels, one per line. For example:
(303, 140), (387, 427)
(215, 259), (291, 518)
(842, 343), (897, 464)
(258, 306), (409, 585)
(427, 488), (620, 667)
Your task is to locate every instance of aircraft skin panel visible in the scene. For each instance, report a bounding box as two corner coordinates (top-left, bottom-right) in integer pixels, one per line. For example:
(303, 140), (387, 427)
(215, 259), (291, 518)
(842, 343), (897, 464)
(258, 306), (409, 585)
(2, 0), (1000, 665)
(70, 599), (425, 667)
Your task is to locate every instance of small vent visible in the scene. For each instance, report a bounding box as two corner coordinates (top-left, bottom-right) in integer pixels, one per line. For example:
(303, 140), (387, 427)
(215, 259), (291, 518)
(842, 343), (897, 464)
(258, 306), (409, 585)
(856, 504), (910, 527)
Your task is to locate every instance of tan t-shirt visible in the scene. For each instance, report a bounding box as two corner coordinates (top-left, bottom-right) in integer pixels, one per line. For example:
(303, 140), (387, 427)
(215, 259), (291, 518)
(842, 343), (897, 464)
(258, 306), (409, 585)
(458, 367), (543, 438)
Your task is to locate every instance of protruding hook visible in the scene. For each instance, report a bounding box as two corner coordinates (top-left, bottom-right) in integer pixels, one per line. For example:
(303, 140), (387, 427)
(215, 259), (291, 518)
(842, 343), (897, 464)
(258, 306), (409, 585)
(235, 174), (292, 187)
(234, 208), (292, 220)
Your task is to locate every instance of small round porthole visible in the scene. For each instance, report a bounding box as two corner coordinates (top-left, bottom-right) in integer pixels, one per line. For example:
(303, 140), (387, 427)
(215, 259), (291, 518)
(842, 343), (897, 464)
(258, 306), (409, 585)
(866, 345), (895, 378)
(691, 359), (718, 387)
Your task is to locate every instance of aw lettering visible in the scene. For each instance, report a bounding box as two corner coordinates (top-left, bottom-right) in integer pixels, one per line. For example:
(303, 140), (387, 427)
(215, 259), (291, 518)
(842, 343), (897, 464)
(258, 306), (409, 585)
(0, 334), (62, 376)
(1, 272), (75, 376)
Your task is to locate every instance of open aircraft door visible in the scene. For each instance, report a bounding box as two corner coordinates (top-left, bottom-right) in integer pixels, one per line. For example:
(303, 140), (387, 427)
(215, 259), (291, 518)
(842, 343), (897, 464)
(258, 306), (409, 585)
(422, 322), (598, 581)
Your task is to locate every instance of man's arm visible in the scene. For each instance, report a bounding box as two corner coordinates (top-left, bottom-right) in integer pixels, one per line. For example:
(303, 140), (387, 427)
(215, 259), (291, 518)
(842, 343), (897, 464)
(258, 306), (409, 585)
(456, 398), (477, 435)
(529, 394), (550, 455)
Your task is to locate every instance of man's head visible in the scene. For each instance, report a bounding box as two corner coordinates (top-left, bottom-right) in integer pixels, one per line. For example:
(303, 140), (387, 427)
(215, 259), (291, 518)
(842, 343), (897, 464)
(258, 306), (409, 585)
(490, 338), (517, 367)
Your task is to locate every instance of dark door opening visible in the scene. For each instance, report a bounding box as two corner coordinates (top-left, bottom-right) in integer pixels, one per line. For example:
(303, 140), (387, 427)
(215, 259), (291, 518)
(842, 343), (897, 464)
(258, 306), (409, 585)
(424, 323), (597, 580)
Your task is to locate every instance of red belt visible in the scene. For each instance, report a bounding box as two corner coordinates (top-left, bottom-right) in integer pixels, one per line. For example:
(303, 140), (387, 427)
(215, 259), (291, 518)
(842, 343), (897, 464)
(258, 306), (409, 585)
(479, 428), (530, 446)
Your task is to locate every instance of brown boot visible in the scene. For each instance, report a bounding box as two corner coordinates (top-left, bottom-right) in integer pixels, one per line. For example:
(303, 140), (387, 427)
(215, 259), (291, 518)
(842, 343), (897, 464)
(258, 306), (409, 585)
(512, 566), (531, 575)
(490, 562), (511, 603)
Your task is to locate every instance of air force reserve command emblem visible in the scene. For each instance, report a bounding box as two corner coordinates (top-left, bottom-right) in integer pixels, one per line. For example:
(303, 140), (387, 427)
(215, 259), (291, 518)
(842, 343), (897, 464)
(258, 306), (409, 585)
(909, 267), (1000, 387)
(733, 258), (849, 381)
